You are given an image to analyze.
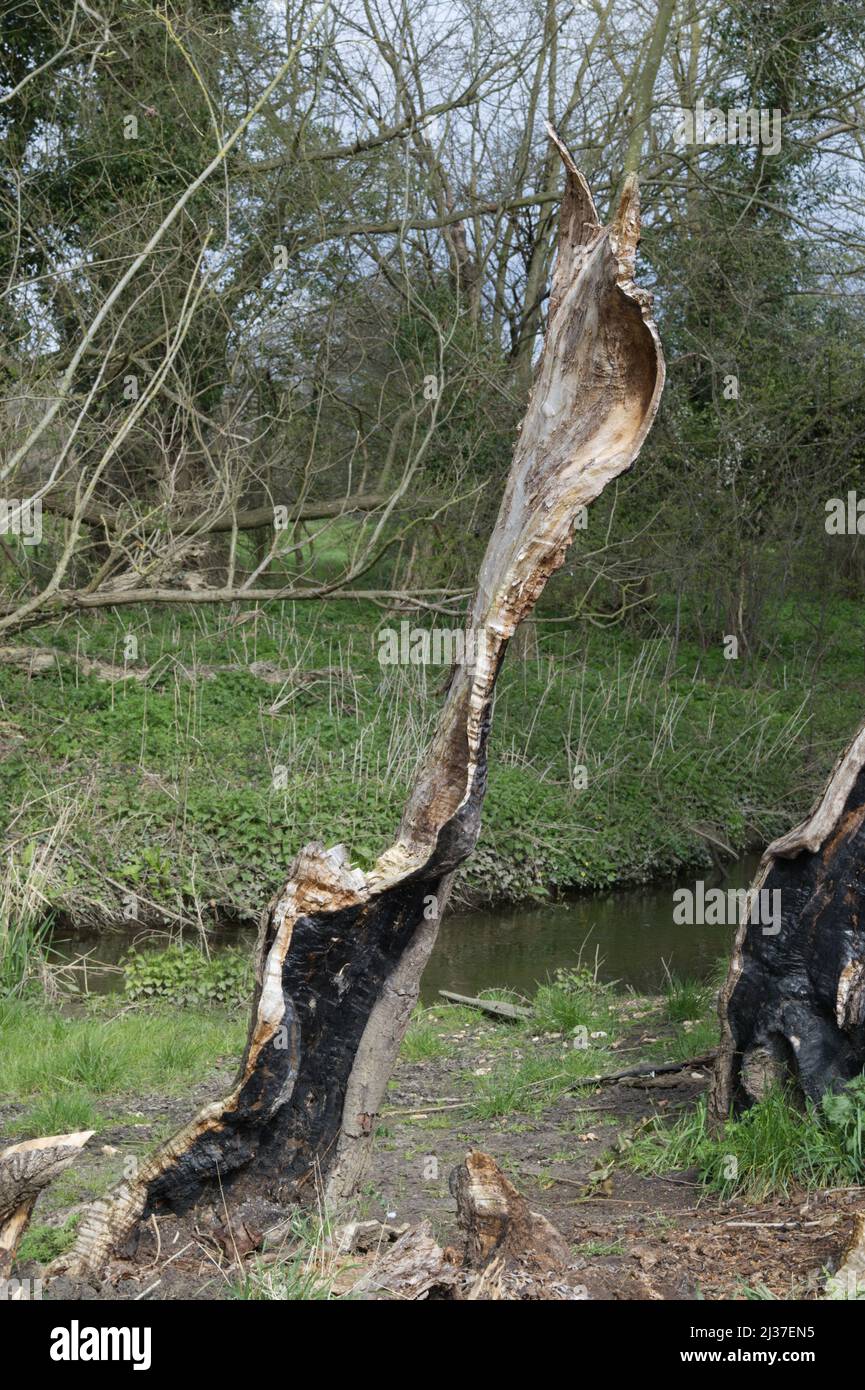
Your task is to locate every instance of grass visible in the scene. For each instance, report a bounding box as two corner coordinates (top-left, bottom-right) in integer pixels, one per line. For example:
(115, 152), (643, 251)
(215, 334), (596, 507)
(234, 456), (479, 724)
(663, 974), (709, 1023)
(0, 998), (244, 1102)
(627, 1078), (865, 1200)
(581, 1238), (626, 1257)
(651, 1016), (720, 1062)
(468, 1050), (589, 1120)
(16, 1215), (80, 1264)
(400, 1010), (450, 1062)
(0, 815), (72, 995)
(229, 1254), (337, 1301)
(228, 1209), (342, 1300)
(448, 963), (723, 1120)
(532, 966), (615, 1036)
(10, 1091), (101, 1137)
(445, 963), (631, 1120)
(0, 592), (861, 927)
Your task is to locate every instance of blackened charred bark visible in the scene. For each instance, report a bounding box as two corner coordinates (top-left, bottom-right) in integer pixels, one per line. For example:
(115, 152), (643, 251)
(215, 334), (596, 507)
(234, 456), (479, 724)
(713, 723), (865, 1119)
(146, 881), (440, 1213)
(59, 135), (665, 1276)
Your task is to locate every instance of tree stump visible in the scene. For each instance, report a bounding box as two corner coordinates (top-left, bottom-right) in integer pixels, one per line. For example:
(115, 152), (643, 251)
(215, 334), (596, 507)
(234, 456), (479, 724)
(713, 720), (865, 1118)
(351, 1151), (585, 1300)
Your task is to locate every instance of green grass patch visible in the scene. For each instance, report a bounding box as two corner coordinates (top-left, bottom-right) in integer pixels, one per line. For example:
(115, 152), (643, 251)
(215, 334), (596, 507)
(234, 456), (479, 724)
(580, 1238), (626, 1257)
(650, 1016), (720, 1062)
(532, 967), (616, 1036)
(627, 1078), (865, 1199)
(469, 1043), (612, 1120)
(663, 975), (709, 1023)
(0, 998), (244, 1102)
(16, 1215), (80, 1265)
(399, 1010), (450, 1062)
(466, 969), (622, 1118)
(10, 1090), (101, 1137)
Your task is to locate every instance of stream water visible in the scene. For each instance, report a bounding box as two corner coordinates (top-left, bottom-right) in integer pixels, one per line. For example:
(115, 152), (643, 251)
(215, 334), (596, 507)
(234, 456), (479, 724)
(421, 852), (761, 1002)
(49, 852), (760, 1003)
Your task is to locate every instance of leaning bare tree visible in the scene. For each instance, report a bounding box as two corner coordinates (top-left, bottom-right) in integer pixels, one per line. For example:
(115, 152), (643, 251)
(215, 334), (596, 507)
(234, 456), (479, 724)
(53, 134), (664, 1278)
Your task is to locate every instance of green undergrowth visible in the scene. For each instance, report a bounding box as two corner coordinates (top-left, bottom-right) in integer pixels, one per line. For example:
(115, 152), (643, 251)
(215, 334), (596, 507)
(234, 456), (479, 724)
(122, 942), (253, 1007)
(626, 1078), (865, 1200)
(16, 1215), (80, 1264)
(0, 594), (861, 928)
(0, 996), (245, 1131)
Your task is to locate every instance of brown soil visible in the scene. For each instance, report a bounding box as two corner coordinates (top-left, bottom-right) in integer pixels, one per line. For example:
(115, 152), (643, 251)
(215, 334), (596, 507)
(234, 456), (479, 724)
(6, 1006), (862, 1301)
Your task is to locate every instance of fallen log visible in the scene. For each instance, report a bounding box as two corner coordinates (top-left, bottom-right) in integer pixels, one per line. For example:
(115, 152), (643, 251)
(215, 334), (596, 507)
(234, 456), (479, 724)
(0, 1131), (93, 1278)
(0, 644), (338, 690)
(570, 1052), (716, 1090)
(55, 134), (664, 1279)
(712, 720), (865, 1119)
(438, 990), (531, 1020)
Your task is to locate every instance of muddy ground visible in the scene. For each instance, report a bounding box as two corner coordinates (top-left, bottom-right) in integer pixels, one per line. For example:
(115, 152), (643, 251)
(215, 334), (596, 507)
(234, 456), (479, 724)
(6, 1000), (862, 1301)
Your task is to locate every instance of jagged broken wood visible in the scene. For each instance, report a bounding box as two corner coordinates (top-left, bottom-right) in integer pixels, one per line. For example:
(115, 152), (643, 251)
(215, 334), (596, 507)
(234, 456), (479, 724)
(57, 132), (664, 1277)
(713, 720), (865, 1119)
(0, 1131), (92, 1278)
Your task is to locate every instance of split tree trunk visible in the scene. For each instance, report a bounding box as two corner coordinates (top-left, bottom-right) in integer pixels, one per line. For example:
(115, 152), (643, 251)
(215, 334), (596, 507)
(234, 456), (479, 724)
(713, 720), (865, 1119)
(59, 133), (665, 1277)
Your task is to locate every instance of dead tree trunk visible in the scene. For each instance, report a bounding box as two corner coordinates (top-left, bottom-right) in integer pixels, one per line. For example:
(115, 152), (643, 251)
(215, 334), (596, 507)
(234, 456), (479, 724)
(713, 721), (865, 1120)
(58, 134), (664, 1277)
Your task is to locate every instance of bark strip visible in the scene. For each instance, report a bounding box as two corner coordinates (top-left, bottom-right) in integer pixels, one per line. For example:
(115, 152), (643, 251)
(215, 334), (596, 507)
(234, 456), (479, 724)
(0, 1131), (92, 1278)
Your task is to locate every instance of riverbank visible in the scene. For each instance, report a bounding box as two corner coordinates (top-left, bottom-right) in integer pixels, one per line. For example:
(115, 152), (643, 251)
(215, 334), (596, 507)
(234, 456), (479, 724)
(1, 596), (861, 935)
(6, 966), (863, 1300)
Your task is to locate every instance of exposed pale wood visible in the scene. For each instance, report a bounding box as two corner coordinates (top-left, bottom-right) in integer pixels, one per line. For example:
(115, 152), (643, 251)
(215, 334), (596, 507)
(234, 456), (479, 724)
(349, 1222), (456, 1299)
(349, 1152), (585, 1301)
(438, 990), (531, 1020)
(57, 137), (664, 1278)
(0, 1131), (93, 1277)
